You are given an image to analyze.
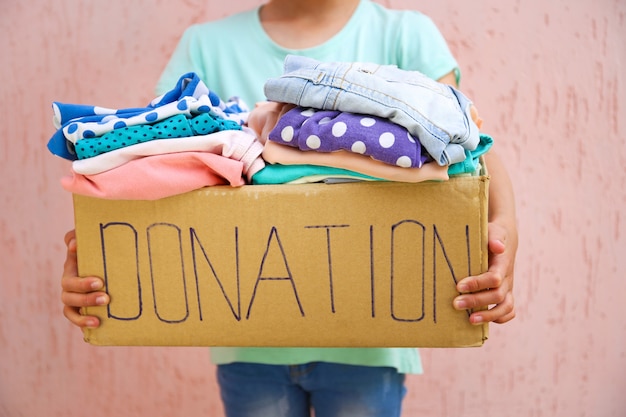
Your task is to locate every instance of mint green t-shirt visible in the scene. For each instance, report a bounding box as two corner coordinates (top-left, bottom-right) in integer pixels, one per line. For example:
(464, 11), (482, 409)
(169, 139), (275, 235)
(155, 0), (460, 375)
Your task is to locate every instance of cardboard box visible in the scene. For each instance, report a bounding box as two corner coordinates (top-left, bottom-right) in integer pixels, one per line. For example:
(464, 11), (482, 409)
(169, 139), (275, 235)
(75, 170), (489, 347)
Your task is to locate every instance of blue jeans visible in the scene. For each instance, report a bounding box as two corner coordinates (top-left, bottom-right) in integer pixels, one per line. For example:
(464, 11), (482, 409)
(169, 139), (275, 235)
(264, 55), (480, 166)
(217, 362), (406, 417)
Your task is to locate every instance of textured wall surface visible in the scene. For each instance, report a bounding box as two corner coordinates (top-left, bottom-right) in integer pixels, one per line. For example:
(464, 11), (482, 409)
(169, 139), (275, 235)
(1, 1), (624, 416)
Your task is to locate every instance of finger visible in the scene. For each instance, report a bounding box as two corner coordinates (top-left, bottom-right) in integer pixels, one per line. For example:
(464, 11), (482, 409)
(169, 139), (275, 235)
(488, 237), (506, 255)
(63, 238), (79, 279)
(61, 289), (109, 309)
(63, 305), (101, 329)
(492, 309), (516, 324)
(61, 275), (105, 294)
(487, 223), (507, 252)
(468, 293), (515, 324)
(453, 283), (508, 311)
(457, 268), (504, 293)
(64, 229), (77, 248)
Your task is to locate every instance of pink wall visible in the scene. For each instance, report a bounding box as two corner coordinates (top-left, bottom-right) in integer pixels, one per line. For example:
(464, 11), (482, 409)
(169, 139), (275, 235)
(1, 0), (624, 416)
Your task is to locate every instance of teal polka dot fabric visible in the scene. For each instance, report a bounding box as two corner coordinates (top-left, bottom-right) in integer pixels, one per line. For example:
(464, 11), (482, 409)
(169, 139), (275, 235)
(74, 113), (241, 159)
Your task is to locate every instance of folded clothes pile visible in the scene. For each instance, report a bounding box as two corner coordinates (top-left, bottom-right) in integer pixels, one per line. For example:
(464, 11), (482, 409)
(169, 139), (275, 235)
(47, 73), (264, 200)
(253, 55), (492, 185)
(47, 55), (493, 199)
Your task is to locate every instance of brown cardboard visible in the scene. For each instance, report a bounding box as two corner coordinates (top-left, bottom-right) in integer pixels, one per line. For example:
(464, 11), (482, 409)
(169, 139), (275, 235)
(75, 171), (489, 347)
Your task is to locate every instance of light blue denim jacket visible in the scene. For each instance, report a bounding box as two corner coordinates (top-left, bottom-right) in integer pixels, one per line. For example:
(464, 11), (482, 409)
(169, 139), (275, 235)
(264, 55), (480, 166)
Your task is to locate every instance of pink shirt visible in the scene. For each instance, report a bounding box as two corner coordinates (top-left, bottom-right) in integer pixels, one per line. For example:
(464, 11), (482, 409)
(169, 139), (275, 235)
(62, 151), (246, 200)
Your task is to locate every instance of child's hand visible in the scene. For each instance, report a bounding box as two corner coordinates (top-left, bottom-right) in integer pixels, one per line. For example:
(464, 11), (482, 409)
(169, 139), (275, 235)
(452, 221), (516, 325)
(61, 230), (110, 329)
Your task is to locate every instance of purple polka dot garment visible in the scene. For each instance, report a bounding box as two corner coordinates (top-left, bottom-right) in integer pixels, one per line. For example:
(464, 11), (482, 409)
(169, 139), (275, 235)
(268, 106), (429, 168)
